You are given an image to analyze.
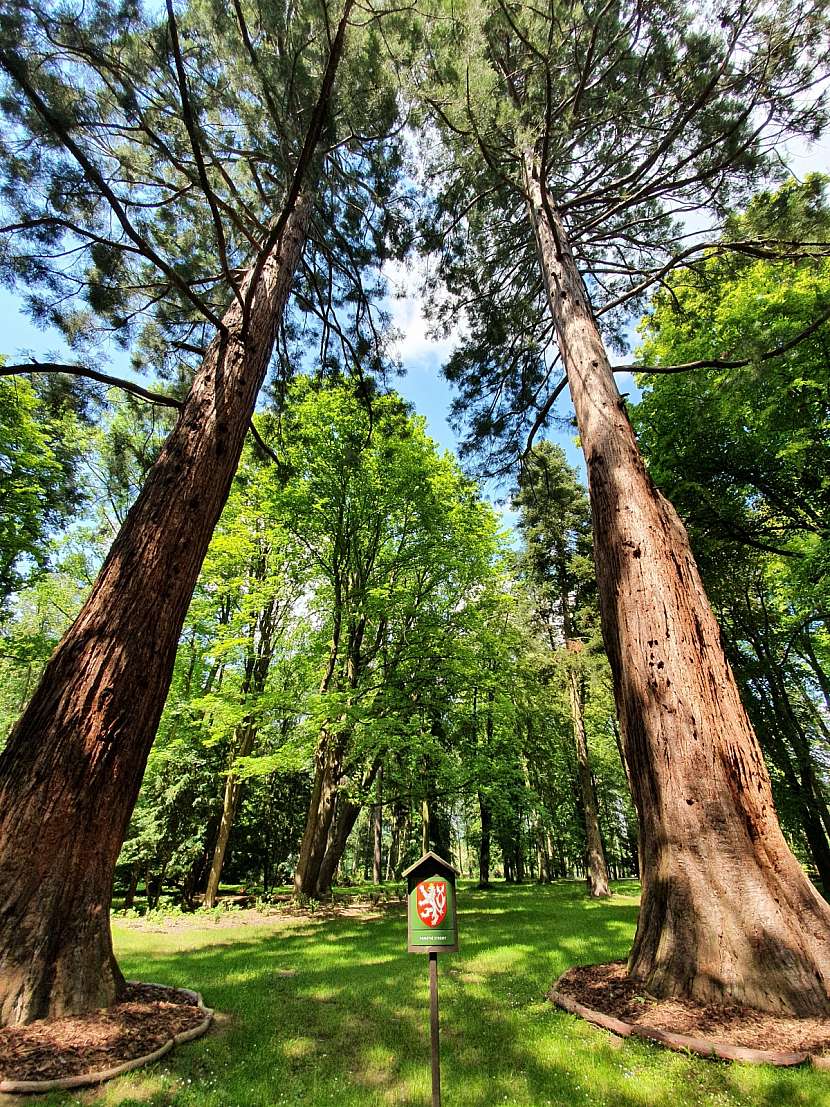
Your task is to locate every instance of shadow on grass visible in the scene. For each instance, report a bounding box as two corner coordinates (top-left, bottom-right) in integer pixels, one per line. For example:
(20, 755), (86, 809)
(24, 881), (830, 1107)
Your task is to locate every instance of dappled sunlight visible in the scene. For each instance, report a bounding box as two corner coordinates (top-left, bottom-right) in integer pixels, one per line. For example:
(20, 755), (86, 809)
(280, 1036), (317, 1059)
(39, 882), (830, 1107)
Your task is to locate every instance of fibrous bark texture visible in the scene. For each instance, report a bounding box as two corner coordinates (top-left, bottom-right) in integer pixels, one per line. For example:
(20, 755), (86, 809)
(524, 152), (830, 1016)
(0, 195), (310, 1026)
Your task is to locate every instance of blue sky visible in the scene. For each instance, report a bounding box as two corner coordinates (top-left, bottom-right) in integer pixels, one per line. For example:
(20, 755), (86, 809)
(2, 129), (827, 521)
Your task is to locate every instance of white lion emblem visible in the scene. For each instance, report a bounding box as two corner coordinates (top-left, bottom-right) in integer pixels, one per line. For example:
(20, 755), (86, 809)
(416, 880), (448, 927)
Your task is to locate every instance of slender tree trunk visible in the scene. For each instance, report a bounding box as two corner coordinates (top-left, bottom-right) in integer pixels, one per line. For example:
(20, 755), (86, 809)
(551, 832), (565, 879)
(734, 618), (830, 891)
(514, 838), (525, 883)
(372, 765), (383, 884)
(0, 192), (311, 1026)
(204, 593), (278, 908)
(613, 719), (642, 877)
(567, 656), (611, 897)
(363, 817), (372, 880)
(421, 796), (430, 853)
(758, 697), (830, 893)
(309, 752), (382, 898)
(612, 720), (633, 792)
(478, 795), (492, 888)
(503, 852), (513, 882)
(401, 804), (412, 871)
(799, 633), (830, 720)
(386, 821), (399, 882)
(386, 799), (407, 880)
(524, 150), (830, 1015)
(316, 795), (359, 897)
(293, 731), (346, 897)
(626, 822), (640, 879)
(203, 722), (257, 908)
(295, 586), (368, 898)
(123, 865), (140, 910)
(316, 753), (384, 897)
(477, 686), (494, 887)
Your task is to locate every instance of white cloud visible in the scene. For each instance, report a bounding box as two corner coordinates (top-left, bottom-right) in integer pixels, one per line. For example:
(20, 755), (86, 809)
(384, 259), (459, 368)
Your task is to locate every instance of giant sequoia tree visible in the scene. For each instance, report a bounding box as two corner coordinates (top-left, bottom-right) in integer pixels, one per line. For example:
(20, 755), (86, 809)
(0, 0), (404, 1024)
(417, 0), (830, 1012)
(633, 176), (830, 889)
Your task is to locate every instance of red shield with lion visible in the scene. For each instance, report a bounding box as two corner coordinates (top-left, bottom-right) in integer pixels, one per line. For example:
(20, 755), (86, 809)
(416, 879), (448, 927)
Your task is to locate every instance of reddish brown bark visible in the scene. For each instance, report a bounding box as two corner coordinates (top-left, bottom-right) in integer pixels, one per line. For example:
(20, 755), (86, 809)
(0, 0), (358, 1024)
(524, 151), (830, 1015)
(0, 194), (310, 1027)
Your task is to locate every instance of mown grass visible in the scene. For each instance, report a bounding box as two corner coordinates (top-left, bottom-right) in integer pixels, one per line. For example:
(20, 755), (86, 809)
(17, 881), (830, 1107)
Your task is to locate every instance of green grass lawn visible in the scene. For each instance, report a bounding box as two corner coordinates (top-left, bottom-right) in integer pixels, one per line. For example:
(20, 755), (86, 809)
(19, 881), (830, 1107)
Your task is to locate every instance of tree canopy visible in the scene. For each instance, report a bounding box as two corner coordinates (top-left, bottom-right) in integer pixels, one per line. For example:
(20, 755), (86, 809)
(1, 0), (830, 1030)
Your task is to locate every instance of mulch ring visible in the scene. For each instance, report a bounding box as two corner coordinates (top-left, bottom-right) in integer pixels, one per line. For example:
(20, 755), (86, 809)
(0, 982), (213, 1094)
(550, 962), (830, 1068)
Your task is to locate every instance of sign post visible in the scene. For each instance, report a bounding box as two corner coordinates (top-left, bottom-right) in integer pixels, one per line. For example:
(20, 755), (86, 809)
(403, 852), (459, 1107)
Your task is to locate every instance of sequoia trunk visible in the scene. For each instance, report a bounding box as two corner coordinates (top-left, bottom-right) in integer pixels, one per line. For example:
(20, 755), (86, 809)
(524, 152), (830, 1015)
(0, 193), (311, 1026)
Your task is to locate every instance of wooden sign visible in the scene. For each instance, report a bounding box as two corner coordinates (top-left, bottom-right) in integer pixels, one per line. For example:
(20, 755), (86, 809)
(404, 851), (459, 954)
(402, 852), (459, 1107)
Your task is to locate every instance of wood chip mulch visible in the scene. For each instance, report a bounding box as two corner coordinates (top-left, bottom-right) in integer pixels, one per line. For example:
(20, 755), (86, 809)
(552, 962), (830, 1062)
(0, 983), (206, 1083)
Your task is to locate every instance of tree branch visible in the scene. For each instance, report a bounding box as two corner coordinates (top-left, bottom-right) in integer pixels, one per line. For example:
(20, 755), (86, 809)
(620, 303), (830, 375)
(0, 50), (226, 331)
(242, 0), (357, 332)
(165, 0), (243, 310)
(522, 372), (568, 458)
(0, 361), (183, 408)
(247, 419), (283, 467)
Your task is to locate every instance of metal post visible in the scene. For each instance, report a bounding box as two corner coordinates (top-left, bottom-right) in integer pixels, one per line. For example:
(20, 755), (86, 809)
(429, 951), (441, 1106)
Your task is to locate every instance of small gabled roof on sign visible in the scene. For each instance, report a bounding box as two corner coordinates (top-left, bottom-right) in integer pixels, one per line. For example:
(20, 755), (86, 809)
(402, 850), (458, 879)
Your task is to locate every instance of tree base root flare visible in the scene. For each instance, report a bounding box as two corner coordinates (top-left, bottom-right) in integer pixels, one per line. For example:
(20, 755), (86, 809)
(0, 982), (213, 1094)
(550, 963), (830, 1067)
